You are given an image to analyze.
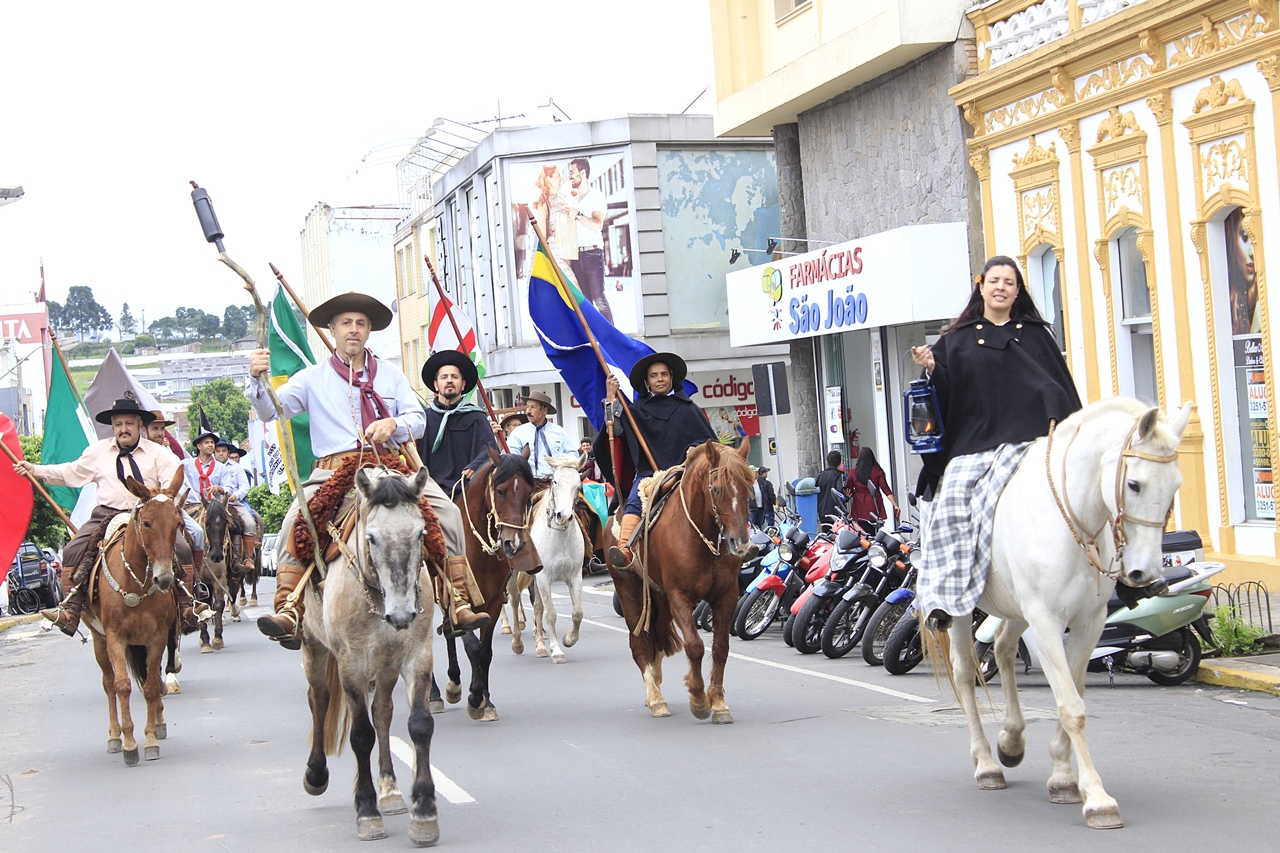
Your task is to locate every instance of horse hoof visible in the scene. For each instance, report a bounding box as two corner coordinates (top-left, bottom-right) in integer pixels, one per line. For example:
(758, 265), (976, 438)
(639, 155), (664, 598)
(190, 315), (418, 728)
(144, 745), (160, 761)
(303, 771), (328, 796)
(536, 648), (548, 658)
(444, 683), (462, 704)
(380, 792), (407, 815)
(155, 723), (167, 740)
(231, 615), (241, 623)
(563, 634), (579, 648)
(552, 654), (566, 664)
(107, 738), (122, 754)
(650, 702), (671, 718)
(1050, 783), (1082, 804)
(512, 641), (524, 655)
(976, 770), (1007, 790)
(467, 702), (485, 720)
(711, 709), (734, 724)
(248, 598), (258, 607)
(997, 745), (1024, 768)
(230, 603), (240, 618)
(200, 644), (213, 654)
(123, 748), (140, 767)
(211, 637), (224, 650)
(238, 595), (247, 606)
(501, 625), (511, 635)
(357, 816), (388, 841)
(690, 701), (711, 721)
(164, 674), (180, 695)
(428, 700), (445, 715)
(482, 705), (499, 722)
(409, 815), (440, 847)
(1085, 805), (1124, 830)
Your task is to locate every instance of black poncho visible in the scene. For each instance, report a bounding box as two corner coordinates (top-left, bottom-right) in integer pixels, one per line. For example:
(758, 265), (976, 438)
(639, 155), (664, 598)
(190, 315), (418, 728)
(594, 392), (717, 494)
(417, 406), (499, 495)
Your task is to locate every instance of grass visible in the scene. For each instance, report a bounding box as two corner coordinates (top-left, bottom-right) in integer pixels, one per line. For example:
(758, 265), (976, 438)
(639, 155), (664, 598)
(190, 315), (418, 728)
(1208, 603), (1270, 657)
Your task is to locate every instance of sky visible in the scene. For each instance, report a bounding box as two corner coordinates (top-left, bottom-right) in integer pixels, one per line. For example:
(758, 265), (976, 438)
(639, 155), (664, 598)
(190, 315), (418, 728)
(0, 1), (716, 329)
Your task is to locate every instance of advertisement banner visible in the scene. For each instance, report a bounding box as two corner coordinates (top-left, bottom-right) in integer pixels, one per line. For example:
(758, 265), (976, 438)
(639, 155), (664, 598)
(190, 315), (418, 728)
(0, 308), (49, 345)
(1234, 336), (1274, 520)
(825, 386), (844, 446)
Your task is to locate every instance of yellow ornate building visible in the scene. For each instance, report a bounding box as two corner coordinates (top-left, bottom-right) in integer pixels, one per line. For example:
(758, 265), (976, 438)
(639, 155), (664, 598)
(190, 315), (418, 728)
(952, 0), (1280, 583)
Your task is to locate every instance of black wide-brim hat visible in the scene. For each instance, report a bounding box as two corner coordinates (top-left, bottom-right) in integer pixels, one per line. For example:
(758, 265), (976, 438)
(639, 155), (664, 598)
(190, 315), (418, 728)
(95, 397), (156, 426)
(421, 350), (479, 396)
(629, 352), (688, 396)
(309, 291), (393, 331)
(215, 437), (235, 450)
(191, 428), (219, 449)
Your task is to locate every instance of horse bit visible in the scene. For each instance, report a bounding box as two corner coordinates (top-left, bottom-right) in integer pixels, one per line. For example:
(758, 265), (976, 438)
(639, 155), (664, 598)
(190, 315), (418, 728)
(462, 466), (531, 556)
(678, 462), (726, 557)
(105, 496), (172, 608)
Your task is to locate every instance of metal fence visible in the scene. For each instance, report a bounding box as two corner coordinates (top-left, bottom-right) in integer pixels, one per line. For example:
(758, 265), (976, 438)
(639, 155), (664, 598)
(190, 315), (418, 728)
(1209, 581), (1274, 634)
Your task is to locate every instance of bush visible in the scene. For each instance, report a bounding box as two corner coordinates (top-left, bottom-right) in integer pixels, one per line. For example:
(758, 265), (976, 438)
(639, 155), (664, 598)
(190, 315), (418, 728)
(17, 435), (70, 551)
(247, 483), (293, 534)
(1208, 603), (1269, 657)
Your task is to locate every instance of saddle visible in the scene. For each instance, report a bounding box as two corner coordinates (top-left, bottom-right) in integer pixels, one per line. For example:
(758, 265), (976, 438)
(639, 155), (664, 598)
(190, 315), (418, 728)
(625, 467), (684, 547)
(84, 514), (133, 605)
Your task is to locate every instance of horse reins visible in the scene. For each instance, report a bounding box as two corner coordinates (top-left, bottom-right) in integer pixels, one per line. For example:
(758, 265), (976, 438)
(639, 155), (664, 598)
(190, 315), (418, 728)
(678, 462), (725, 557)
(1045, 418), (1178, 584)
(105, 495), (176, 607)
(461, 465), (531, 556)
(329, 477), (425, 617)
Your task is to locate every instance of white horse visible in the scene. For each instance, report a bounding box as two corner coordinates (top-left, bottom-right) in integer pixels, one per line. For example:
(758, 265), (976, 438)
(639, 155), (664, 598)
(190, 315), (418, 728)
(507, 454), (586, 663)
(940, 398), (1191, 830)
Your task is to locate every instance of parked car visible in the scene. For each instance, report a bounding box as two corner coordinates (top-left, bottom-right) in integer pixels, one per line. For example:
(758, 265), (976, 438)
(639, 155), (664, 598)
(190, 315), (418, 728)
(260, 533), (278, 577)
(7, 541), (61, 614)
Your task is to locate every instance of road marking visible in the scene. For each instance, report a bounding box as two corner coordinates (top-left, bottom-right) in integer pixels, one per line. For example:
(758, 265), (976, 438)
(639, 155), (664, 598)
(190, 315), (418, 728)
(577, 616), (935, 705)
(389, 736), (476, 804)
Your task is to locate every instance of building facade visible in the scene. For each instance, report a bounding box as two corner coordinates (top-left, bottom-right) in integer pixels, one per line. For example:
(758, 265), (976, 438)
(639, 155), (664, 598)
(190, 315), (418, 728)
(952, 0), (1280, 583)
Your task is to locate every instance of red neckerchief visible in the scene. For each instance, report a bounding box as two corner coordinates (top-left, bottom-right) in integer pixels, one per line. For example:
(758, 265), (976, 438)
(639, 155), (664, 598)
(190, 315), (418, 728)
(195, 456), (216, 498)
(329, 349), (392, 451)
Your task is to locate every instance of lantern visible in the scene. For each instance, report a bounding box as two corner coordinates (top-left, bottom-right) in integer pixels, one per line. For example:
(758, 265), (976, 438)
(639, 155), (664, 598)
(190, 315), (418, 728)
(902, 378), (944, 453)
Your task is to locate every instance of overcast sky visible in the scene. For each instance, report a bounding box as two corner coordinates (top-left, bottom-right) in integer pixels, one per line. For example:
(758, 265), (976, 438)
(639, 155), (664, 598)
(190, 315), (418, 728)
(0, 1), (715, 328)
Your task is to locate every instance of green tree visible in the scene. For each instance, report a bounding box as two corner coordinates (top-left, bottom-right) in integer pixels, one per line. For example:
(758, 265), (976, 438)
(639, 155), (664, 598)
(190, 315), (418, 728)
(17, 434), (70, 550)
(62, 286), (114, 340)
(222, 304), (248, 340)
(189, 377), (251, 445)
(198, 313), (221, 338)
(47, 300), (66, 333)
(149, 317), (180, 341)
(134, 333), (155, 347)
(247, 482), (293, 534)
(119, 303), (137, 337)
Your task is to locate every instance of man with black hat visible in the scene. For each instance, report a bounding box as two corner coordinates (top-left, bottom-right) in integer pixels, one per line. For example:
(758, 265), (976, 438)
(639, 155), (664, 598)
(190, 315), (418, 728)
(213, 437), (260, 570)
(418, 351), (500, 494)
(248, 292), (488, 648)
(508, 390), (575, 480)
(599, 353), (717, 573)
(11, 396), (207, 635)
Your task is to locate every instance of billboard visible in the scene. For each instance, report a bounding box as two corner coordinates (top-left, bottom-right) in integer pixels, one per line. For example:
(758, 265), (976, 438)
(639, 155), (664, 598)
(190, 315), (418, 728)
(504, 148), (640, 338)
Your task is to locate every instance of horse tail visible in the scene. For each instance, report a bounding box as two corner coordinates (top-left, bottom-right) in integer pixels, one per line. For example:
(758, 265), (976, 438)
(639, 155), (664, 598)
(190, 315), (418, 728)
(322, 655), (350, 757)
(918, 612), (959, 699)
(125, 644), (149, 689)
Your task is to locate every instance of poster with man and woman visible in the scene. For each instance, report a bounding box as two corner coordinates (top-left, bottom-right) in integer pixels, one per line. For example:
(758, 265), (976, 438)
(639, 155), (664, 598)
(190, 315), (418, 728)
(1226, 206), (1272, 520)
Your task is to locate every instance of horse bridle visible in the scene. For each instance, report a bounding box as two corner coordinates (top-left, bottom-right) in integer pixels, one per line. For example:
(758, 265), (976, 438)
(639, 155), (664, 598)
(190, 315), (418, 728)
(679, 456), (727, 557)
(105, 495), (175, 608)
(542, 471), (573, 531)
(330, 485), (425, 617)
(462, 465), (532, 556)
(1046, 418), (1179, 583)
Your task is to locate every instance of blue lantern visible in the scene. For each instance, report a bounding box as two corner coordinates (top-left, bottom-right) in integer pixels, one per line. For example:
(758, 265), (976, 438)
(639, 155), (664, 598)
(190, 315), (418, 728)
(902, 378), (944, 453)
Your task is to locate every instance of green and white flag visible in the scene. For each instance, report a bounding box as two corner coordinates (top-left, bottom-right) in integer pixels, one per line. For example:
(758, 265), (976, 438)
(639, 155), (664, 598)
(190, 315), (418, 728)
(268, 287), (316, 490)
(41, 350), (94, 513)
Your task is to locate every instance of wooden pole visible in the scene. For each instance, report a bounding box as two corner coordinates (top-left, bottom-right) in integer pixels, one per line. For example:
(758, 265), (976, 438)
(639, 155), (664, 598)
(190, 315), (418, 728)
(268, 263), (336, 354)
(0, 440), (79, 535)
(422, 254), (510, 453)
(525, 214), (658, 471)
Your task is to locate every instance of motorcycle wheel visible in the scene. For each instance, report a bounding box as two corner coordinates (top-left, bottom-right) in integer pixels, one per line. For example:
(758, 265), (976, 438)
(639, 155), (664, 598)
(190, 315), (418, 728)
(820, 598), (867, 659)
(12, 587), (42, 615)
(974, 640), (1000, 683)
(782, 614), (796, 647)
(694, 600), (713, 632)
(862, 600), (910, 666)
(883, 611), (924, 675)
(792, 595), (827, 655)
(612, 591), (623, 617)
(735, 588), (780, 641)
(1145, 627), (1203, 686)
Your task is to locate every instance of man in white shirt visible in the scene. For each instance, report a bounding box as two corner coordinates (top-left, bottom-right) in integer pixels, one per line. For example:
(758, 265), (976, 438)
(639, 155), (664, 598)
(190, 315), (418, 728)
(214, 438), (259, 570)
(507, 391), (576, 480)
(567, 157), (613, 324)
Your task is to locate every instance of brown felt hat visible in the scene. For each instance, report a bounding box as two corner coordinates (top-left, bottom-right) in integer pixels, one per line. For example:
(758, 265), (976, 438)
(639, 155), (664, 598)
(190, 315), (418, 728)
(149, 409), (176, 427)
(524, 390), (556, 414)
(500, 411), (529, 430)
(309, 291), (393, 331)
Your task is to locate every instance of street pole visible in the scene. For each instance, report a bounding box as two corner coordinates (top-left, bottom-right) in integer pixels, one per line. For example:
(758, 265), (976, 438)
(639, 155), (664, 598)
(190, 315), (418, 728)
(768, 364), (783, 487)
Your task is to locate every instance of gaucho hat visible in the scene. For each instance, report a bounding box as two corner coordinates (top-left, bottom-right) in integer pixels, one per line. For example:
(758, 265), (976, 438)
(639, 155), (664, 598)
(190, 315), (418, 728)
(215, 437), (236, 450)
(309, 291), (393, 331)
(149, 409), (176, 427)
(629, 352), (688, 397)
(524, 390), (556, 414)
(190, 406), (219, 449)
(96, 396), (156, 426)
(421, 350), (479, 396)
(499, 411), (529, 431)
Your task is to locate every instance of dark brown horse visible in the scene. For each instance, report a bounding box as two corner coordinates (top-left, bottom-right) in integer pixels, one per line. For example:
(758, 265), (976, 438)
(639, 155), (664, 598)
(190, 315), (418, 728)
(434, 446), (537, 721)
(612, 440), (754, 722)
(84, 468), (186, 765)
(193, 496), (231, 652)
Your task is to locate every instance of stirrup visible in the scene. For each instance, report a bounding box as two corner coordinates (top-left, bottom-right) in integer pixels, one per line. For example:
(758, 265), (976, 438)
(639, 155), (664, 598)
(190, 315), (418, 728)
(608, 546), (635, 576)
(257, 611), (302, 650)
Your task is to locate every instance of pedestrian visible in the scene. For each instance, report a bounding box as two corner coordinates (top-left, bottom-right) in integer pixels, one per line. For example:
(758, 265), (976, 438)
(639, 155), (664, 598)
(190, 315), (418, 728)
(815, 449), (846, 527)
(749, 466), (777, 529)
(846, 447), (898, 526)
(578, 438), (603, 482)
(910, 255), (1081, 631)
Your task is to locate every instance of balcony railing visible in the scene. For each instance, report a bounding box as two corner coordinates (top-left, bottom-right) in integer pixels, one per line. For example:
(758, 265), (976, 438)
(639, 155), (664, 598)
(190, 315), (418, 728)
(970, 0), (1148, 71)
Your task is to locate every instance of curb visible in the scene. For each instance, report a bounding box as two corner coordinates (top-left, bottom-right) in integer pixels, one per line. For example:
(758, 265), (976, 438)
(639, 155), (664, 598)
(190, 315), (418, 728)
(1192, 662), (1280, 697)
(0, 613), (43, 636)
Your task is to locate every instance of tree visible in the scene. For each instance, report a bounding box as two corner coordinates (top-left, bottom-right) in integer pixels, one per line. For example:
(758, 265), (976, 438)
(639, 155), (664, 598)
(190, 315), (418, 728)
(222, 304), (248, 340)
(134, 333), (155, 347)
(247, 482), (293, 534)
(17, 435), (69, 550)
(47, 300), (66, 333)
(61, 286), (114, 340)
(149, 317), (180, 341)
(119, 303), (137, 337)
(189, 377), (251, 445)
(197, 313), (221, 338)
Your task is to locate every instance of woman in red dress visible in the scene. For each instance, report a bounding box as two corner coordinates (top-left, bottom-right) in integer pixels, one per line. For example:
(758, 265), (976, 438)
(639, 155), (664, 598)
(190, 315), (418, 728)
(845, 447), (899, 524)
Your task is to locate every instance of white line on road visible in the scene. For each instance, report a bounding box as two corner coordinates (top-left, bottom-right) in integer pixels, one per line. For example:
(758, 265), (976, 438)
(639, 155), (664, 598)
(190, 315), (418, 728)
(389, 736), (476, 804)
(577, 616), (935, 704)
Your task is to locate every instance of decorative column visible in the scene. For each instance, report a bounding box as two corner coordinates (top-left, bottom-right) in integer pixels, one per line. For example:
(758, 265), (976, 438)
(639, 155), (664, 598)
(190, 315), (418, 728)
(1059, 123), (1103, 400)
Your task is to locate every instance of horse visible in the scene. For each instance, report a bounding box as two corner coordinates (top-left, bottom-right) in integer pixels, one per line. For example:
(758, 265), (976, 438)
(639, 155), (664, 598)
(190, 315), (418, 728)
(435, 446), (537, 721)
(194, 496), (231, 651)
(936, 399), (1191, 829)
(613, 439), (754, 722)
(228, 506), (262, 612)
(522, 453), (587, 664)
(83, 468), (186, 765)
(301, 466), (443, 845)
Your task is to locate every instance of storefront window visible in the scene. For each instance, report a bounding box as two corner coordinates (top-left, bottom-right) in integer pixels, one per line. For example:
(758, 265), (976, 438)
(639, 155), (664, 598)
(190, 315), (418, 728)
(1115, 228), (1157, 405)
(1224, 207), (1272, 521)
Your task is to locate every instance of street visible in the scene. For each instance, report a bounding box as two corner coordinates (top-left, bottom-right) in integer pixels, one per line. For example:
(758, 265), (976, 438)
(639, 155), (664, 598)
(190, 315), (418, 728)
(2, 576), (1278, 853)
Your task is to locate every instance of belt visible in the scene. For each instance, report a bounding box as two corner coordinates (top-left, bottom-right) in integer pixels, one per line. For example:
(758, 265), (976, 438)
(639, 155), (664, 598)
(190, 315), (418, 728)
(315, 448), (382, 470)
(577, 246), (604, 254)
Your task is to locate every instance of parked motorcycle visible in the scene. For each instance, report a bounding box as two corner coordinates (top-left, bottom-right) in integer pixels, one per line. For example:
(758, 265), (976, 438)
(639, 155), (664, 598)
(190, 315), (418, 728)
(820, 520), (915, 658)
(790, 527), (872, 654)
(734, 526), (811, 640)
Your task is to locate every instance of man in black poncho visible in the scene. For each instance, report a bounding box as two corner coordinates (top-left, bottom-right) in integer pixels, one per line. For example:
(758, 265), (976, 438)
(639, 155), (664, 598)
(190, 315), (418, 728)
(418, 351), (500, 497)
(597, 352), (717, 574)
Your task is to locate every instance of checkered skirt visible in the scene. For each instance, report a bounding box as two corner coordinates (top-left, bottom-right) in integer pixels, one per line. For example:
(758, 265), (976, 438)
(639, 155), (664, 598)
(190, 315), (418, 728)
(917, 441), (1033, 617)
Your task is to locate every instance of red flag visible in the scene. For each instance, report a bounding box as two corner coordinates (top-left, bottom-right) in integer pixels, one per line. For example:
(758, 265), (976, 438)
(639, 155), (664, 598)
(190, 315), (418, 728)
(0, 413), (36, 578)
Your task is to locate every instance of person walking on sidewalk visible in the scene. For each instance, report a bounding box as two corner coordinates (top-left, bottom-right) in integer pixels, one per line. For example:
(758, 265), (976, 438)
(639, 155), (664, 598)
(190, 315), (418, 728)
(815, 450), (846, 528)
(846, 447), (899, 526)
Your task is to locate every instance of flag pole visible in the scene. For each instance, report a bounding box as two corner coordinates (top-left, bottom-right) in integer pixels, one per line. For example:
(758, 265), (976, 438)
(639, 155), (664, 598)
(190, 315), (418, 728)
(0, 440), (78, 535)
(423, 255), (510, 454)
(525, 214), (657, 472)
(48, 330), (90, 420)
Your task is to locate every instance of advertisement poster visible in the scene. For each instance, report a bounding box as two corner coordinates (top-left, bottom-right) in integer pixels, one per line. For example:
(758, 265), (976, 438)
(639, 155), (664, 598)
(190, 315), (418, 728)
(503, 149), (639, 338)
(1234, 336), (1273, 520)
(825, 386), (844, 446)
(690, 370), (760, 444)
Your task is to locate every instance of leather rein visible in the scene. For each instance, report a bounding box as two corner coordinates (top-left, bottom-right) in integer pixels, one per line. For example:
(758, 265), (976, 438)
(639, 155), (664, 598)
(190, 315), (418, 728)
(678, 457), (730, 557)
(104, 495), (175, 608)
(1045, 418), (1178, 583)
(461, 464), (532, 557)
(328, 491), (424, 617)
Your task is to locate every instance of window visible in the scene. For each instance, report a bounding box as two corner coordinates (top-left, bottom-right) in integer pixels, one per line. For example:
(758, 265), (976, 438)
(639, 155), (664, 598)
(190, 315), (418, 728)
(1114, 228), (1156, 405)
(774, 0), (811, 22)
(1031, 247), (1065, 353)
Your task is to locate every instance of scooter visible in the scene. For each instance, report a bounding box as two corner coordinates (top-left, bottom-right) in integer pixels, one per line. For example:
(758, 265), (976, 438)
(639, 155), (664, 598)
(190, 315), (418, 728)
(974, 560), (1226, 686)
(734, 525), (811, 640)
(820, 520), (916, 658)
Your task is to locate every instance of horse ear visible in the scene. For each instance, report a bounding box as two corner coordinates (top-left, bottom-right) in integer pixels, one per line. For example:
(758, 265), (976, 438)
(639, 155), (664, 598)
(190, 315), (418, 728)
(164, 467), (185, 497)
(1137, 406), (1161, 440)
(577, 451), (588, 471)
(737, 435), (751, 459)
(1169, 401), (1193, 441)
(125, 475), (151, 502)
(487, 445), (501, 465)
(521, 444), (532, 460)
(177, 487), (190, 507)
(412, 467), (432, 499)
(355, 467), (374, 500)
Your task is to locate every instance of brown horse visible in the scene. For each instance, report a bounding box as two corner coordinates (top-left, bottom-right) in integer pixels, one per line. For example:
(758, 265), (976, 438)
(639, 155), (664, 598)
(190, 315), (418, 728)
(84, 468), (187, 765)
(612, 439), (754, 722)
(433, 446), (537, 721)
(192, 496), (231, 651)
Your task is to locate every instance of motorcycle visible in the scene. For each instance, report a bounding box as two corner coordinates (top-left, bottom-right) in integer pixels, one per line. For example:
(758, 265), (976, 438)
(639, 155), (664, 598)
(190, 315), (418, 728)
(789, 526), (873, 654)
(734, 525), (811, 640)
(820, 520), (915, 658)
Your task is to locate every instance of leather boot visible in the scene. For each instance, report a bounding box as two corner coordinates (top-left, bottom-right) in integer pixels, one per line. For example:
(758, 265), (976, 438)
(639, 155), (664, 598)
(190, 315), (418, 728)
(41, 584), (87, 637)
(173, 581), (205, 635)
(257, 561), (305, 650)
(240, 533), (259, 570)
(443, 555), (491, 637)
(608, 514), (641, 576)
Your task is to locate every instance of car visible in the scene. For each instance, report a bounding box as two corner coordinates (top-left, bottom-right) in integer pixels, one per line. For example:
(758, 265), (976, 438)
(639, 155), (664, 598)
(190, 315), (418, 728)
(7, 541), (61, 615)
(260, 533), (278, 577)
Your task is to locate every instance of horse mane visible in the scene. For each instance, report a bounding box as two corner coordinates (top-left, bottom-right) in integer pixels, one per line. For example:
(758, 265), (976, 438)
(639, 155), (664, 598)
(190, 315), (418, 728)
(362, 471), (421, 509)
(488, 452), (535, 486)
(1064, 397), (1180, 454)
(689, 441), (754, 495)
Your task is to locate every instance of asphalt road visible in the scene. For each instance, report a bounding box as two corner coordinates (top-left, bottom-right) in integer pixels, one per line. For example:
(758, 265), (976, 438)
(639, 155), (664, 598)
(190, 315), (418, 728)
(2, 576), (1278, 852)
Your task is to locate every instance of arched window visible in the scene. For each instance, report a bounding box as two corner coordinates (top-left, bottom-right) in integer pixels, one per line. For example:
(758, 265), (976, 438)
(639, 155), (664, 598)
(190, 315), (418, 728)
(1028, 246), (1065, 353)
(1114, 227), (1157, 405)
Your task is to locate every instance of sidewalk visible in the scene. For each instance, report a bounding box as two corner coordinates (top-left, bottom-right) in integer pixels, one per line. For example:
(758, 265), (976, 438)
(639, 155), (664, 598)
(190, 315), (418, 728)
(1193, 652), (1280, 696)
(0, 613), (42, 636)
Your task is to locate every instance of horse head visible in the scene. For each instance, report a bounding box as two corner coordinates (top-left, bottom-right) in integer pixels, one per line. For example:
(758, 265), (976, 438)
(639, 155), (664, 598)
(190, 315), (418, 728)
(123, 467), (187, 592)
(483, 445), (536, 559)
(354, 466), (433, 630)
(201, 493), (232, 565)
(543, 454), (584, 529)
(1100, 401), (1192, 588)
(689, 438), (755, 559)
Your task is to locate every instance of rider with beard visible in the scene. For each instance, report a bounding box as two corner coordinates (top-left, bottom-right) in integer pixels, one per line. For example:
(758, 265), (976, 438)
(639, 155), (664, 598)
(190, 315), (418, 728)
(417, 351), (500, 496)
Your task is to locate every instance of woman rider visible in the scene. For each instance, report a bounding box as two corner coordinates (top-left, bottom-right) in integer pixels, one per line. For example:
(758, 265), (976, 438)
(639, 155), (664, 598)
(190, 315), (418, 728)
(911, 256), (1081, 629)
